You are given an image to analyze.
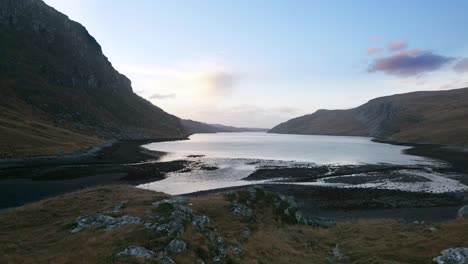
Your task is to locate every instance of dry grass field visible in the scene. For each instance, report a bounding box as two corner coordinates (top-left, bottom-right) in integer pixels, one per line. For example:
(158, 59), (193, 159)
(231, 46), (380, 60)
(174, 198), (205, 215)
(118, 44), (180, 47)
(1, 185), (467, 264)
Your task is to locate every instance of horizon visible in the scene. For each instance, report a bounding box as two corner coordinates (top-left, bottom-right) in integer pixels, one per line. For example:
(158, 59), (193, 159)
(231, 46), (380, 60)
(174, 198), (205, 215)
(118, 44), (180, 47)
(44, 0), (468, 128)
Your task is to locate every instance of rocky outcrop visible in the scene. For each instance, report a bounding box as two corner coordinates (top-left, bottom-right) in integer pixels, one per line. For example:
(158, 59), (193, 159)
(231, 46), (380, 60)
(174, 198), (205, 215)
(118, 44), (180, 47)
(0, 0), (187, 146)
(166, 239), (187, 254)
(70, 214), (141, 233)
(226, 186), (336, 228)
(269, 88), (468, 145)
(433, 248), (468, 264)
(115, 246), (156, 259)
(458, 205), (468, 218)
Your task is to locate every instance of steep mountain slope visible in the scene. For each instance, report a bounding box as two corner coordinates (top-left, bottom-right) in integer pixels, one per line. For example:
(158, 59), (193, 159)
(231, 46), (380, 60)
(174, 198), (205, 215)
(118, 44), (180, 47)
(181, 119), (268, 134)
(269, 87), (468, 145)
(180, 119), (220, 134)
(0, 0), (187, 156)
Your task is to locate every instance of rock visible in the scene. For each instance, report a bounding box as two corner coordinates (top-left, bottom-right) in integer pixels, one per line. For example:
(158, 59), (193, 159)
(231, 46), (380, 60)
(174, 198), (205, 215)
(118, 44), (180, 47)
(166, 239), (187, 254)
(70, 214), (141, 233)
(158, 251), (176, 264)
(278, 194), (298, 208)
(232, 201), (256, 223)
(212, 235), (227, 262)
(433, 248), (468, 264)
(153, 196), (188, 207)
(333, 245), (346, 261)
(230, 245), (242, 254)
(115, 245), (155, 259)
(192, 214), (211, 228)
(429, 226), (438, 232)
(458, 205), (468, 218)
(103, 200), (128, 214)
(412, 220), (425, 225)
(240, 230), (251, 238)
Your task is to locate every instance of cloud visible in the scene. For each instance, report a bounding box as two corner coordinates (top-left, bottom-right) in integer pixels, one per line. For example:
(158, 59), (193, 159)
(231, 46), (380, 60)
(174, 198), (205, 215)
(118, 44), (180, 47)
(387, 40), (407, 51)
(453, 58), (468, 73)
(118, 59), (242, 105)
(368, 50), (454, 77)
(149, 93), (176, 100)
(367, 47), (382, 55)
(195, 71), (238, 96)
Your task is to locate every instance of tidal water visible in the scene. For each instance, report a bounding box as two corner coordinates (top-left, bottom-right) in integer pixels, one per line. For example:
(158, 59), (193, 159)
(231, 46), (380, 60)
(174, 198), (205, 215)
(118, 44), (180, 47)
(138, 133), (466, 194)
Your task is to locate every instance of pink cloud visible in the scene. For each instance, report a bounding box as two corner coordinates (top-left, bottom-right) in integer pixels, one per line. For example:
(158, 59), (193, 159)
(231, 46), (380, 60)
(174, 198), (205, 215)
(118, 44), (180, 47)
(368, 50), (454, 77)
(388, 40), (408, 51)
(367, 47), (382, 55)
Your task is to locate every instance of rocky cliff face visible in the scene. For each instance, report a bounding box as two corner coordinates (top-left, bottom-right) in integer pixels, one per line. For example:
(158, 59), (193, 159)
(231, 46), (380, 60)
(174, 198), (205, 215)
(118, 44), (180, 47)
(0, 0), (187, 142)
(269, 88), (468, 145)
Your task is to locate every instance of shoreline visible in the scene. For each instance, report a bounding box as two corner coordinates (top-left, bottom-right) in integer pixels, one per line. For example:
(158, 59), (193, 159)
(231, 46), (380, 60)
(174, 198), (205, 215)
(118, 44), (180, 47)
(1, 135), (468, 222)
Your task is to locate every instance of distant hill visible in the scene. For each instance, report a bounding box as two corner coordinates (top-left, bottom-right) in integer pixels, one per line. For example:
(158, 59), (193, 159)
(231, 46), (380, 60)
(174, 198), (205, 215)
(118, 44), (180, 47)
(269, 87), (468, 145)
(181, 119), (268, 134)
(0, 0), (187, 157)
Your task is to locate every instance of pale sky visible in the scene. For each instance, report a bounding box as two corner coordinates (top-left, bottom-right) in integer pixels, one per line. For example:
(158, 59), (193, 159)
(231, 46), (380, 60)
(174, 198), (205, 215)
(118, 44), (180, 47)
(44, 0), (468, 128)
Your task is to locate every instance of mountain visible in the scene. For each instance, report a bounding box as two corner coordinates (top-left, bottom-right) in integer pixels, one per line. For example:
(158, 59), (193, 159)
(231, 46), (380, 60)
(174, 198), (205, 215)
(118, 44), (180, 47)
(0, 0), (187, 157)
(181, 119), (268, 134)
(209, 123), (269, 132)
(269, 87), (468, 145)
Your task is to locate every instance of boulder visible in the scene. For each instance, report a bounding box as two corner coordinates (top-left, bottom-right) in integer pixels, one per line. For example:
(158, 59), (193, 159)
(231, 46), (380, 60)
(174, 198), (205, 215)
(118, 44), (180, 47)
(232, 201), (256, 223)
(433, 248), (468, 264)
(166, 239), (187, 254)
(153, 197), (188, 207)
(458, 205), (468, 218)
(115, 245), (156, 259)
(103, 200), (128, 214)
(70, 214), (140, 233)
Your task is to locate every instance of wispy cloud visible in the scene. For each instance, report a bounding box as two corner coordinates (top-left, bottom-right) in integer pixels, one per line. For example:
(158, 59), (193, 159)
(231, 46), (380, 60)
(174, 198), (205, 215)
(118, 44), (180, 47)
(387, 40), (407, 52)
(118, 59), (242, 104)
(368, 50), (454, 77)
(367, 47), (382, 55)
(149, 93), (176, 100)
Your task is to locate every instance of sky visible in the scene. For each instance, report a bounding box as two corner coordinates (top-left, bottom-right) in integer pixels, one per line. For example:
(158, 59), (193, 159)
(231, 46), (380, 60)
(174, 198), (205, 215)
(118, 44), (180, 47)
(44, 0), (468, 128)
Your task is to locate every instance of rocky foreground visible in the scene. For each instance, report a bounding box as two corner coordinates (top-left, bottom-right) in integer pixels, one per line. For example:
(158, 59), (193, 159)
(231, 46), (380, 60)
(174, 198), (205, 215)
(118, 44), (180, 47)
(1, 185), (468, 263)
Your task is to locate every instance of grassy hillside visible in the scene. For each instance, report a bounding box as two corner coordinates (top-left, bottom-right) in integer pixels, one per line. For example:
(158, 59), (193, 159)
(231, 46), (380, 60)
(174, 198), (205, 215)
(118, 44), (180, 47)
(270, 87), (468, 145)
(1, 185), (467, 263)
(0, 0), (187, 157)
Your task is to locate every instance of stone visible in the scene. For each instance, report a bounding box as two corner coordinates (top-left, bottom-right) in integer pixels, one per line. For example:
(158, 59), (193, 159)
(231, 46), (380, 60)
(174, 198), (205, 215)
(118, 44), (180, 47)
(166, 239), (187, 254)
(232, 201), (256, 223)
(103, 200), (128, 214)
(429, 226), (438, 232)
(333, 245), (346, 261)
(458, 205), (468, 218)
(192, 214), (211, 228)
(70, 214), (141, 233)
(115, 245), (155, 259)
(433, 248), (468, 264)
(278, 194), (298, 208)
(158, 251), (176, 264)
(153, 196), (188, 207)
(230, 245), (242, 254)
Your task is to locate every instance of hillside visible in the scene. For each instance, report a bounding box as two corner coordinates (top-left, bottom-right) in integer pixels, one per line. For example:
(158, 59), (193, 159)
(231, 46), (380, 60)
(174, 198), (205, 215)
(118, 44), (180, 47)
(0, 0), (187, 157)
(269, 87), (468, 145)
(1, 184), (467, 263)
(181, 119), (268, 134)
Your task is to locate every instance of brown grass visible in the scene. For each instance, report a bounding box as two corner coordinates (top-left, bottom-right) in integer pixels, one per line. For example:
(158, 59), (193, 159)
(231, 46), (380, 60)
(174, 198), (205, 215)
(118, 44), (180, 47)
(1, 185), (467, 264)
(0, 106), (101, 157)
